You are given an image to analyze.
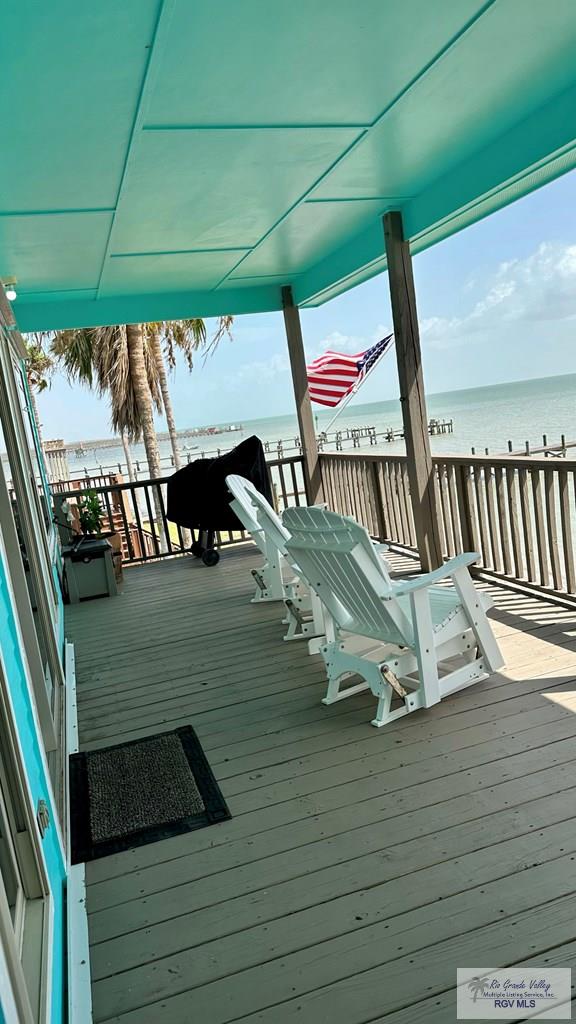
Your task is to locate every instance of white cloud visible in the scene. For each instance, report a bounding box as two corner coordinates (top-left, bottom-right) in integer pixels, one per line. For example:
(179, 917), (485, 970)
(421, 242), (576, 349)
(305, 323), (393, 363)
(216, 322), (394, 393)
(221, 352), (290, 391)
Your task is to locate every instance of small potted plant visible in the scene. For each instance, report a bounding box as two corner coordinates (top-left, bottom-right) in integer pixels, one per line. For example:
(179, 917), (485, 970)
(77, 491), (104, 536)
(61, 490), (118, 603)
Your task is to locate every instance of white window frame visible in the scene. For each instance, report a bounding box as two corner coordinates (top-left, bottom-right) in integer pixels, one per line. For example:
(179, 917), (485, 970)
(0, 327), (65, 715)
(0, 640), (54, 1024)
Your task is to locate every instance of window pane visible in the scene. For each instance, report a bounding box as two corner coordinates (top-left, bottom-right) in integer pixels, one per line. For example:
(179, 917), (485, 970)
(11, 361), (51, 534)
(0, 797), (22, 926)
(0, 420), (54, 708)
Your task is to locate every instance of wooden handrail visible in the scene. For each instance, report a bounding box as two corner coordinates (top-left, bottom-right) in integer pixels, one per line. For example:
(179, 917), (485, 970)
(319, 450), (576, 603)
(52, 454), (308, 567)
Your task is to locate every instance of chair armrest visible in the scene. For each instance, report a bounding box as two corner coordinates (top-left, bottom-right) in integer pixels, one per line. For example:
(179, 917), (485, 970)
(391, 552), (479, 596)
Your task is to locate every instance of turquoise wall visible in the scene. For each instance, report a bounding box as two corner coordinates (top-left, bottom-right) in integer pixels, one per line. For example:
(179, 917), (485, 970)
(0, 550), (66, 1023)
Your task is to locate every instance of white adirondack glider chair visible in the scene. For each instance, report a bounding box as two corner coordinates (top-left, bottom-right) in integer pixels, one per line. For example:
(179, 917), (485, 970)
(283, 506), (504, 728)
(225, 474), (283, 601)
(225, 474), (323, 641)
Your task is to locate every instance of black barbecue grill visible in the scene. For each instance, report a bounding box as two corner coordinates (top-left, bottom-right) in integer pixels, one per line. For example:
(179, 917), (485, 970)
(166, 435), (273, 566)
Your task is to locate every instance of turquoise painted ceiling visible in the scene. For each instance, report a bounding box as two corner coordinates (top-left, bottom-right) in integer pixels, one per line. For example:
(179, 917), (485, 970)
(2, 0), (576, 329)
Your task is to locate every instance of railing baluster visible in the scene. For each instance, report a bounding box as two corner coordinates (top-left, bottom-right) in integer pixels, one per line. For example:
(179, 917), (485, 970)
(155, 482), (173, 555)
(289, 461), (300, 506)
(544, 468), (562, 590)
(531, 468), (549, 587)
(391, 462), (406, 545)
(101, 487), (115, 535)
(446, 465), (461, 552)
(277, 461), (289, 511)
(437, 463), (454, 557)
(143, 483), (161, 557)
(399, 461), (415, 547)
(399, 461), (414, 546)
(562, 470), (576, 593)
(454, 464), (473, 553)
(505, 467), (524, 580)
(351, 461), (363, 525)
(384, 462), (401, 543)
(115, 485), (135, 562)
(494, 466), (513, 576)
(473, 465), (491, 567)
(330, 456), (341, 513)
(326, 456), (337, 512)
(518, 467), (537, 583)
(483, 465), (501, 571)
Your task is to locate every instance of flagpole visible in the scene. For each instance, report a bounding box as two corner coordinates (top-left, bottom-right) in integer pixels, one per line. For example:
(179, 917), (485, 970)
(320, 338), (395, 435)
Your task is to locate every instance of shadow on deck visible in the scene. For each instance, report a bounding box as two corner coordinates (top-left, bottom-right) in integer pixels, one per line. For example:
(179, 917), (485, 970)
(65, 543), (576, 1023)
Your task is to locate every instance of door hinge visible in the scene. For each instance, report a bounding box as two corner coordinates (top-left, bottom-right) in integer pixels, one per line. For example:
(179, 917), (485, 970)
(37, 799), (50, 838)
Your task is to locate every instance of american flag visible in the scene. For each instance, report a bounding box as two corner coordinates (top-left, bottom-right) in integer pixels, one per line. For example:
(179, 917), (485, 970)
(306, 334), (393, 408)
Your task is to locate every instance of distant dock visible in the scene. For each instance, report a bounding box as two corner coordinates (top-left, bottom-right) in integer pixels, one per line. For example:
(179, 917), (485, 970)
(265, 418), (453, 456)
(482, 434), (576, 458)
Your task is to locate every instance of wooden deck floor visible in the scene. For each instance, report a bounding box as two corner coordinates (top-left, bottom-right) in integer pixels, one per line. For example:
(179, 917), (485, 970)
(66, 544), (576, 1023)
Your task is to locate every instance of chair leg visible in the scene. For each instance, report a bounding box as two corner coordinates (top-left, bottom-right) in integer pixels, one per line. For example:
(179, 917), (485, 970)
(321, 643), (370, 704)
(250, 556), (285, 603)
(371, 686), (392, 727)
(283, 598), (317, 641)
(410, 588), (441, 708)
(452, 569), (504, 672)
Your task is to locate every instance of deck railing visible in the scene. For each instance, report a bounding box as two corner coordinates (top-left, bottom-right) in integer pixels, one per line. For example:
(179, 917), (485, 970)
(52, 446), (576, 601)
(51, 473), (121, 494)
(320, 451), (576, 602)
(52, 456), (307, 566)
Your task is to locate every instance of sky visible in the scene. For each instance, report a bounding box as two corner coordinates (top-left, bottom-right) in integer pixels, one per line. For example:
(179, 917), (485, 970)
(38, 169), (576, 440)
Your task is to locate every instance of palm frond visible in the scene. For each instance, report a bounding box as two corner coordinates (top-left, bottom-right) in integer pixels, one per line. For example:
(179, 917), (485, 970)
(51, 323), (162, 443)
(51, 328), (96, 388)
(156, 316), (232, 370)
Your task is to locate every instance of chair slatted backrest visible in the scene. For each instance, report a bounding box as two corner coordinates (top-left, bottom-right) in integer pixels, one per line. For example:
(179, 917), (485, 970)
(225, 474), (268, 556)
(248, 486), (290, 557)
(283, 507), (413, 647)
(226, 474), (288, 558)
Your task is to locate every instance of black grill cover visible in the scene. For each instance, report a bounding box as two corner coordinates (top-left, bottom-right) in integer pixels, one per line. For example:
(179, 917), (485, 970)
(166, 435), (273, 531)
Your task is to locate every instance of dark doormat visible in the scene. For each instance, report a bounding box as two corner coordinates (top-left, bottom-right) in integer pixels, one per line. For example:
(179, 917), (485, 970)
(69, 725), (231, 864)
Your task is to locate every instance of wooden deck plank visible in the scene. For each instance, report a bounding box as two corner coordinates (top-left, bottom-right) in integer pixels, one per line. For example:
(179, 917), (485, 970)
(66, 546), (576, 1023)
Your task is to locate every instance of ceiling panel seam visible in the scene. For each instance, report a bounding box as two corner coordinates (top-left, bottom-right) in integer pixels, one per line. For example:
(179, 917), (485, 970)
(94, 0), (177, 301)
(209, 130), (368, 292)
(211, 0), (499, 296)
(0, 208), (115, 218)
(110, 247), (252, 258)
(142, 123), (372, 131)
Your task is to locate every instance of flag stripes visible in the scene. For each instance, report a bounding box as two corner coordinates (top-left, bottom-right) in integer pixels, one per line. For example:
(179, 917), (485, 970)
(306, 336), (393, 408)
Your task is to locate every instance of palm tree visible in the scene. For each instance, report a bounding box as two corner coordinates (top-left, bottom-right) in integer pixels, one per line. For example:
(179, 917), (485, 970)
(23, 334), (54, 446)
(51, 325), (166, 536)
(147, 317), (233, 470)
(467, 976), (491, 1003)
(50, 324), (162, 476)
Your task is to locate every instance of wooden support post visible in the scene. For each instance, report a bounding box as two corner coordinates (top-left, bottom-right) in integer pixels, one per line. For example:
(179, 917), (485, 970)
(383, 211), (443, 571)
(281, 286), (323, 504)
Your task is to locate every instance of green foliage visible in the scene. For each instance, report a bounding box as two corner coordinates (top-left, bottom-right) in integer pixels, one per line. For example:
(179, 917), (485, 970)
(24, 334), (54, 392)
(77, 490), (104, 535)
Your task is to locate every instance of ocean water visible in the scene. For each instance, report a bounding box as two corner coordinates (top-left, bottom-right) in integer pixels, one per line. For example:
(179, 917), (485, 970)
(65, 371), (576, 477)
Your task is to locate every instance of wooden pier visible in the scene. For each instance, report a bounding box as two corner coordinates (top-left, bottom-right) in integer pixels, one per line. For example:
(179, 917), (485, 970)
(484, 434), (576, 459)
(266, 419), (454, 456)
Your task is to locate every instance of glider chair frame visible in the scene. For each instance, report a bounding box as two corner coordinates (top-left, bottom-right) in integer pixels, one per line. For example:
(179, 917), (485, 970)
(283, 507), (504, 728)
(225, 474), (322, 642)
